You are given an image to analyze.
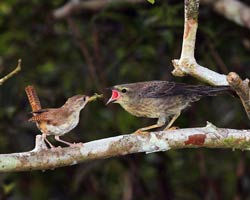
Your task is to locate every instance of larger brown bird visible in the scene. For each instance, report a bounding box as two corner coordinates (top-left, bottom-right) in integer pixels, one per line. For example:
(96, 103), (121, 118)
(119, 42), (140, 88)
(107, 81), (231, 133)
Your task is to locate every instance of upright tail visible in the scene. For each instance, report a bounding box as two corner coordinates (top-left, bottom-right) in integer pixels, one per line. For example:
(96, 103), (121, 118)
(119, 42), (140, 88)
(25, 85), (42, 112)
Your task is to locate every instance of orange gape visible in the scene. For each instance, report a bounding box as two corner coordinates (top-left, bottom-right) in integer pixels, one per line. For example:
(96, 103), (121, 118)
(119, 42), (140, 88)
(25, 85), (41, 112)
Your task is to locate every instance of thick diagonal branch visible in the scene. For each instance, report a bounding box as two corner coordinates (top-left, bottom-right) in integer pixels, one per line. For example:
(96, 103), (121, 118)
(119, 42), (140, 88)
(1, 122), (250, 172)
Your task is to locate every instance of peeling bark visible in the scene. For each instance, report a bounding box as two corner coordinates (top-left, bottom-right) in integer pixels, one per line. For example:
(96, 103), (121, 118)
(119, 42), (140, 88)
(184, 134), (206, 145)
(1, 123), (250, 172)
(0, 0), (247, 174)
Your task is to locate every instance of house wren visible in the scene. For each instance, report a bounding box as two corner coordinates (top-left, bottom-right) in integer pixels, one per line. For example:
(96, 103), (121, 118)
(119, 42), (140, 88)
(106, 81), (232, 133)
(25, 86), (102, 148)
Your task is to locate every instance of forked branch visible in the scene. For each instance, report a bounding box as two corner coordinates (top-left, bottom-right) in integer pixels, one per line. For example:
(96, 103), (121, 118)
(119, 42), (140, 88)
(0, 0), (248, 173)
(171, 0), (228, 86)
(171, 0), (250, 119)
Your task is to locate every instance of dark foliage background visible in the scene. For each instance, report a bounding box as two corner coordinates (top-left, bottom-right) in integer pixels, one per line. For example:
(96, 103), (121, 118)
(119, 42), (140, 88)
(0, 0), (250, 199)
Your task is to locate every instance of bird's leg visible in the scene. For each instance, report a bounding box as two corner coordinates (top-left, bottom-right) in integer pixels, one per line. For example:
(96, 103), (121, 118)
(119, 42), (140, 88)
(42, 133), (55, 149)
(54, 136), (83, 147)
(163, 112), (180, 130)
(54, 136), (73, 146)
(134, 116), (166, 134)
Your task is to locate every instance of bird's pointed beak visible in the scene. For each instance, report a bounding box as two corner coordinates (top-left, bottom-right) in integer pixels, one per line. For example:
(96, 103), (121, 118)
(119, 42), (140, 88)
(85, 96), (90, 102)
(106, 89), (120, 105)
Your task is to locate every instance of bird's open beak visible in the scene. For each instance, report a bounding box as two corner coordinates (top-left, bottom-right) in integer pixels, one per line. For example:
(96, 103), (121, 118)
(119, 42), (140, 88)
(106, 89), (120, 105)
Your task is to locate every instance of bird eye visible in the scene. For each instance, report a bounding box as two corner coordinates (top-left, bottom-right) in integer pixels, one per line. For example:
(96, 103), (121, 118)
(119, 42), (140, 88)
(121, 88), (127, 93)
(83, 97), (86, 101)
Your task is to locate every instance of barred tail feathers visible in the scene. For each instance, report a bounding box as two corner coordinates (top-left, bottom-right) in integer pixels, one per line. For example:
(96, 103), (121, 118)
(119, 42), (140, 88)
(25, 85), (42, 112)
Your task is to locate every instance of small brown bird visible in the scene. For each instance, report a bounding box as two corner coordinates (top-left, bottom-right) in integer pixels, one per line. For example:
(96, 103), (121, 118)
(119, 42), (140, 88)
(28, 95), (90, 148)
(107, 81), (231, 133)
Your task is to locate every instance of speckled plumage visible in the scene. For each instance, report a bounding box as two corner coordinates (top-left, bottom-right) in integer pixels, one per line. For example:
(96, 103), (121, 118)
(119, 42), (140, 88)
(108, 81), (231, 132)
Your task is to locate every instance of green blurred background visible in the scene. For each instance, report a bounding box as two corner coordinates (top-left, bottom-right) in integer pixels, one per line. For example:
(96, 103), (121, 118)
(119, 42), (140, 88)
(0, 0), (250, 199)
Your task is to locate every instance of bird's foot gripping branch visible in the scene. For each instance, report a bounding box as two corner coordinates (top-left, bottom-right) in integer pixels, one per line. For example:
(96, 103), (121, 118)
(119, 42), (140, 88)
(107, 81), (232, 132)
(25, 85), (103, 149)
(1, 122), (250, 172)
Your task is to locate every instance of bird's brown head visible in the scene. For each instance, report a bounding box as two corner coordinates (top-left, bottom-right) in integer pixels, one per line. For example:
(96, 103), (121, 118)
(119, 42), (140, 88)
(65, 95), (89, 110)
(106, 83), (141, 106)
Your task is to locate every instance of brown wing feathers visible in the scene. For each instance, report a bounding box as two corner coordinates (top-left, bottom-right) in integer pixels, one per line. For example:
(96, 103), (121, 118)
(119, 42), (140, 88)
(28, 111), (54, 122)
(140, 81), (231, 98)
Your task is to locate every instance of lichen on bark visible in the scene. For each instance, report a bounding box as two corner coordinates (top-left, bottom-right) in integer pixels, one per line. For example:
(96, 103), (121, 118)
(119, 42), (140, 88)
(185, 0), (199, 21)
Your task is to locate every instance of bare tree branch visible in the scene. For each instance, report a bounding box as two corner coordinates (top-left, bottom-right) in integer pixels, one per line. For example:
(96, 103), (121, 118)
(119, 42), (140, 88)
(201, 0), (250, 29)
(0, 0), (246, 173)
(227, 72), (250, 119)
(53, 0), (250, 31)
(1, 122), (250, 172)
(171, 0), (250, 118)
(172, 0), (228, 86)
(0, 59), (22, 86)
(53, 0), (145, 19)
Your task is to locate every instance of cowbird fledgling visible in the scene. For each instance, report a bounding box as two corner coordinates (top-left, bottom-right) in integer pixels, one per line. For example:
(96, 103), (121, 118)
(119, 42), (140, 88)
(107, 81), (231, 133)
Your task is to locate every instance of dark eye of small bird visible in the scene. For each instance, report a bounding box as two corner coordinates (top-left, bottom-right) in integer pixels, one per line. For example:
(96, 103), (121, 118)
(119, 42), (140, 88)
(83, 97), (86, 101)
(121, 88), (127, 93)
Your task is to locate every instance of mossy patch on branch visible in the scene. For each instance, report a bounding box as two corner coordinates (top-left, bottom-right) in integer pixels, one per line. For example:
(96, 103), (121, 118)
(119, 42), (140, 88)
(223, 137), (250, 149)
